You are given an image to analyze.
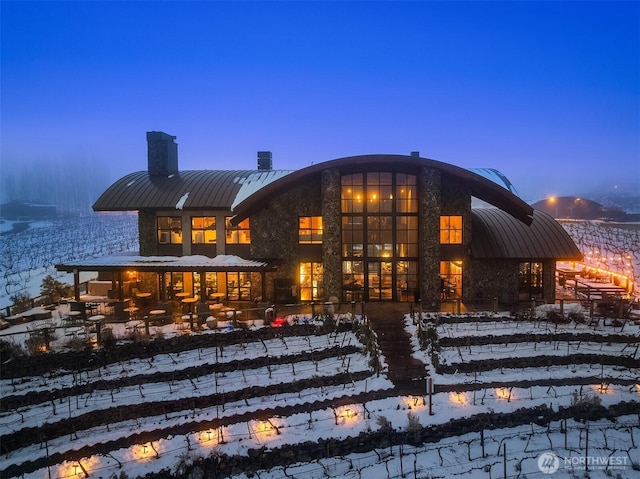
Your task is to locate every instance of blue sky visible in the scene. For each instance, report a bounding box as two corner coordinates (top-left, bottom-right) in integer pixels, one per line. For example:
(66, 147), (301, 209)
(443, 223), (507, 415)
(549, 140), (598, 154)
(2, 1), (638, 202)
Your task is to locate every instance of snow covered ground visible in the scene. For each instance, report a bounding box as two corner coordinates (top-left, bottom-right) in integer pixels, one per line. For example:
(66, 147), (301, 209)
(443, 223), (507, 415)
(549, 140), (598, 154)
(2, 306), (639, 479)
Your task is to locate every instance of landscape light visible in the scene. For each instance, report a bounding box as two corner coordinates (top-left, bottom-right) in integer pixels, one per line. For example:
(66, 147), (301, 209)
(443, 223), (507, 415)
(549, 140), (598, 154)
(449, 391), (467, 405)
(495, 387), (511, 400)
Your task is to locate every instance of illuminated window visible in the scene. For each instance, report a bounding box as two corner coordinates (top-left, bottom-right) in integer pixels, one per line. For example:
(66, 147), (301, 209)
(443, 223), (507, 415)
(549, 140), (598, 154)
(299, 262), (324, 301)
(440, 261), (463, 299)
(225, 217), (251, 244)
(519, 262), (543, 298)
(440, 216), (462, 244)
(157, 216), (182, 244)
(396, 173), (418, 213)
(227, 272), (251, 300)
(299, 216), (323, 244)
(341, 172), (418, 302)
(191, 217), (216, 244)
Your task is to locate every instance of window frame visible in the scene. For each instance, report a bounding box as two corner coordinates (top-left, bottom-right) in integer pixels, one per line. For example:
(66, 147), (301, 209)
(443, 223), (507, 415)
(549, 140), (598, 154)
(298, 216), (323, 244)
(191, 216), (217, 245)
(157, 216), (183, 245)
(225, 217), (251, 245)
(440, 215), (463, 244)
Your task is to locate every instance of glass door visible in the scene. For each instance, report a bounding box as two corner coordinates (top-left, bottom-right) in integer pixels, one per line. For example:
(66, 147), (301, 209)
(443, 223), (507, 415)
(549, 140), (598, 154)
(367, 261), (393, 301)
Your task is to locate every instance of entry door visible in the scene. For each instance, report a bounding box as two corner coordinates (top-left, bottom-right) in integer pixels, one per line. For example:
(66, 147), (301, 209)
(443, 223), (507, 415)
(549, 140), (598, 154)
(367, 261), (393, 301)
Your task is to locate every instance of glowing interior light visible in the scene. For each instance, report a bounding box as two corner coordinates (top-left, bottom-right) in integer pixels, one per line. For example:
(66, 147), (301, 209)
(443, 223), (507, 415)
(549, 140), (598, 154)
(449, 391), (467, 405)
(495, 387), (511, 400)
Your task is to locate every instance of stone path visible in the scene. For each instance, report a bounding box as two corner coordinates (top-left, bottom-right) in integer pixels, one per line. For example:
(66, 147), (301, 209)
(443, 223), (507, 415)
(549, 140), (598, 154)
(366, 303), (427, 396)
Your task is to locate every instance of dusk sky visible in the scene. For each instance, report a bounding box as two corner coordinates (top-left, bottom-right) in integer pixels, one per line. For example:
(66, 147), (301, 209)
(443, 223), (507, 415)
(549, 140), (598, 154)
(2, 1), (638, 203)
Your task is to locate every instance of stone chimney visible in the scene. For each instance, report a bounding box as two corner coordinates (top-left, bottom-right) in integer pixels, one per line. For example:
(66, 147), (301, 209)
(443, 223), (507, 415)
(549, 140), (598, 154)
(257, 151), (272, 171)
(147, 131), (178, 176)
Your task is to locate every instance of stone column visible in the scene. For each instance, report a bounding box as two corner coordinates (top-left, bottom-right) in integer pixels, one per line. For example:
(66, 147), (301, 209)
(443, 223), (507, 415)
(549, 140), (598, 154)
(322, 168), (342, 300)
(419, 167), (441, 308)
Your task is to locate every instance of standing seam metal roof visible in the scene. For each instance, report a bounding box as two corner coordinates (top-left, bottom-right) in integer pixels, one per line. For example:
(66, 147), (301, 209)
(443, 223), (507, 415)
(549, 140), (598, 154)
(93, 170), (275, 211)
(470, 209), (582, 260)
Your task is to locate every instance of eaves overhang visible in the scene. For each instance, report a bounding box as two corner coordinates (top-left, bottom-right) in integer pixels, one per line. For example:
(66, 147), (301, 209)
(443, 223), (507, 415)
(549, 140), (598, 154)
(231, 154), (534, 225)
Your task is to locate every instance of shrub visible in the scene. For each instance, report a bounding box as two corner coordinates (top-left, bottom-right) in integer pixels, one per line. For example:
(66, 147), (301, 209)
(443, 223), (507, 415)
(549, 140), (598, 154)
(0, 339), (25, 363)
(10, 292), (32, 314)
(40, 275), (71, 304)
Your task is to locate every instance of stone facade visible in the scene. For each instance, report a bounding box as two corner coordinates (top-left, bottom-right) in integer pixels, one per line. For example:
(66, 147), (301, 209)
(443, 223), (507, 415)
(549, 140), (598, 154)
(250, 175), (323, 301)
(419, 167), (441, 306)
(138, 210), (156, 256)
(321, 168), (342, 301)
(134, 163), (561, 306)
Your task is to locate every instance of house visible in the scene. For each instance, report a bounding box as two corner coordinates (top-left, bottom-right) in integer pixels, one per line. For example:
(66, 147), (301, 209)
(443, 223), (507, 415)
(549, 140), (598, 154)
(56, 131), (581, 308)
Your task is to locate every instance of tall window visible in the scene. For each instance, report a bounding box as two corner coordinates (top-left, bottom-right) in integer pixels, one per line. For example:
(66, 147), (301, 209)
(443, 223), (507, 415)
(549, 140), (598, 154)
(225, 217), (251, 244)
(191, 217), (216, 244)
(157, 216), (182, 244)
(299, 262), (324, 301)
(227, 272), (251, 301)
(519, 262), (543, 298)
(440, 261), (463, 299)
(299, 216), (323, 244)
(341, 172), (418, 301)
(440, 215), (463, 244)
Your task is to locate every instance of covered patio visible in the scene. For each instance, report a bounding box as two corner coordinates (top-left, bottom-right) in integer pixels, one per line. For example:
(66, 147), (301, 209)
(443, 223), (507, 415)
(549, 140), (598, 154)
(55, 254), (276, 324)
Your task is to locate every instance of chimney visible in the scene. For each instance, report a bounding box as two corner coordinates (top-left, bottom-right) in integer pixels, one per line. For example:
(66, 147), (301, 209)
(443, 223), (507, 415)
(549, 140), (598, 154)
(410, 151), (420, 157)
(257, 151), (272, 171)
(147, 131), (178, 176)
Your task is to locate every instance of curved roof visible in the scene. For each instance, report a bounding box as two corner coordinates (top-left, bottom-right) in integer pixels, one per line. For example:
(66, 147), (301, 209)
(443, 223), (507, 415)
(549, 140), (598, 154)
(93, 169), (293, 211)
(471, 208), (582, 260)
(467, 168), (520, 197)
(231, 154), (535, 224)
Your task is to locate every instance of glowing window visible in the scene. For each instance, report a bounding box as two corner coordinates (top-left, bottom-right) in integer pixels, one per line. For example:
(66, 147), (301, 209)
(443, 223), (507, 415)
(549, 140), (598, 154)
(440, 216), (462, 244)
(191, 217), (216, 244)
(299, 216), (323, 244)
(225, 217), (250, 245)
(299, 262), (324, 301)
(157, 216), (182, 244)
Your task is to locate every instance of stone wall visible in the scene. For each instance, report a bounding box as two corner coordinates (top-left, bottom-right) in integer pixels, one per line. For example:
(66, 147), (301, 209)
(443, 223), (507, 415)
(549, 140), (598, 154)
(250, 176), (323, 301)
(467, 259), (519, 304)
(419, 167), (441, 306)
(321, 168), (342, 300)
(138, 210), (156, 256)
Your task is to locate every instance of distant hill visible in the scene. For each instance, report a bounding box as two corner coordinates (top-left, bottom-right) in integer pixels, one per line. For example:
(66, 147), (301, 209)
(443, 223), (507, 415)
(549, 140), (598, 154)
(531, 196), (639, 221)
(0, 200), (57, 220)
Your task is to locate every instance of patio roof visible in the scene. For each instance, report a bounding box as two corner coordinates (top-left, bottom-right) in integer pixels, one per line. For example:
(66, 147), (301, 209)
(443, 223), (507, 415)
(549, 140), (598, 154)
(55, 254), (276, 273)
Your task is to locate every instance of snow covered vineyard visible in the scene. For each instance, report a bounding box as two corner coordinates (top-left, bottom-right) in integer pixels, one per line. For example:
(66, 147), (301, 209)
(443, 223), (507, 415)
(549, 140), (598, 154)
(1, 312), (640, 479)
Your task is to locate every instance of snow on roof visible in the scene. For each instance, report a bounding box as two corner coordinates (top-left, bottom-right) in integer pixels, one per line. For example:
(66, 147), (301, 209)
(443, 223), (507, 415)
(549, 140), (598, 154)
(467, 167), (520, 197)
(231, 169), (294, 210)
(57, 253), (272, 271)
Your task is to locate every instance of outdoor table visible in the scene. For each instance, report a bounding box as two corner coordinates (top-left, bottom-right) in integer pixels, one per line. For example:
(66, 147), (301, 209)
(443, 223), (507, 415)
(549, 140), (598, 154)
(175, 292), (190, 298)
(149, 309), (166, 316)
(123, 306), (139, 320)
(136, 292), (152, 307)
(181, 297), (198, 313)
(210, 292), (225, 303)
(209, 303), (224, 311)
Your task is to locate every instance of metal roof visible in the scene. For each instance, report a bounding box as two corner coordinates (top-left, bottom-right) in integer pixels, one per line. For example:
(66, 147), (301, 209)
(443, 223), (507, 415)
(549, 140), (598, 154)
(470, 209), (582, 260)
(467, 168), (520, 197)
(231, 155), (535, 225)
(92, 170), (292, 211)
(55, 254), (275, 273)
